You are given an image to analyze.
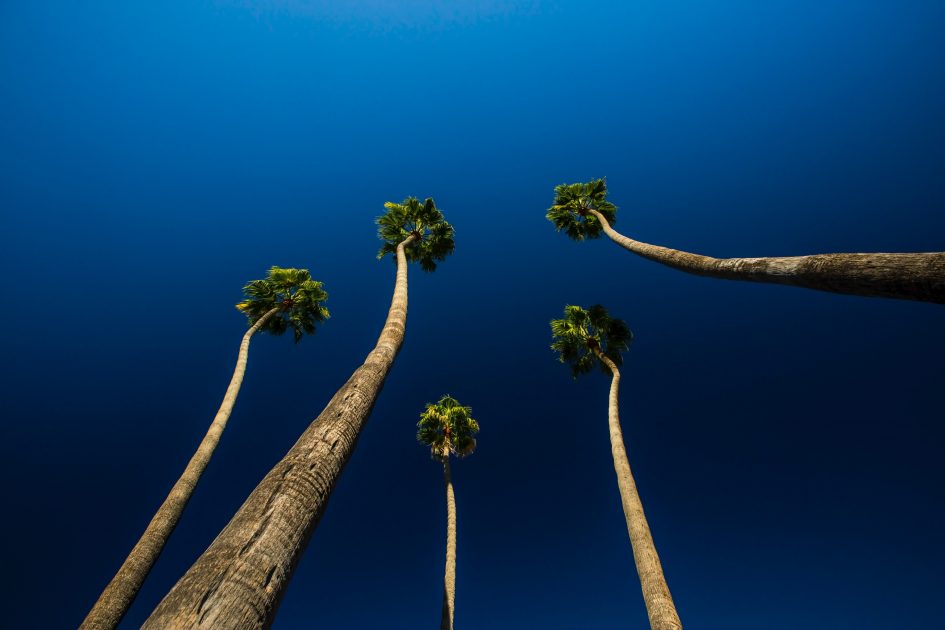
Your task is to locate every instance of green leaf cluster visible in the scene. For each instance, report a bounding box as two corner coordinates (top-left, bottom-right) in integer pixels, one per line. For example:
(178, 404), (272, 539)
(376, 197), (455, 272)
(550, 304), (633, 378)
(417, 395), (480, 461)
(235, 266), (330, 343)
(546, 178), (617, 241)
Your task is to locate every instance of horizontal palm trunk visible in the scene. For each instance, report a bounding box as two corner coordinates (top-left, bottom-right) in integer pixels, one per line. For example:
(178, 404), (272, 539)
(596, 350), (682, 630)
(441, 459), (457, 630)
(142, 235), (417, 629)
(588, 209), (945, 303)
(81, 306), (279, 630)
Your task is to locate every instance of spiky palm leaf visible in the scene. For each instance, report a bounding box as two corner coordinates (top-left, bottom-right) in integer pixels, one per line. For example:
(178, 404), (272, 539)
(550, 304), (632, 378)
(417, 395), (479, 461)
(235, 266), (330, 342)
(546, 178), (618, 241)
(377, 196), (455, 272)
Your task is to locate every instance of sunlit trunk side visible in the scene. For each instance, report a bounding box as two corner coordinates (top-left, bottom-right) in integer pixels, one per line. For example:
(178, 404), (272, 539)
(594, 349), (682, 630)
(588, 209), (945, 304)
(440, 459), (457, 630)
(81, 306), (280, 630)
(142, 234), (418, 630)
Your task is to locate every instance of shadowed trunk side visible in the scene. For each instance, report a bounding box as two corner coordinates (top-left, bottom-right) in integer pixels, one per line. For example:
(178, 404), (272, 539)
(441, 459), (457, 630)
(142, 235), (417, 630)
(81, 306), (280, 630)
(588, 209), (945, 303)
(594, 349), (682, 630)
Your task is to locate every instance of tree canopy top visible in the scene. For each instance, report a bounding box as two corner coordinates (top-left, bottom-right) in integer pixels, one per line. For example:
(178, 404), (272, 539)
(417, 394), (479, 461)
(550, 304), (633, 378)
(376, 196), (455, 272)
(236, 266), (329, 343)
(546, 178), (618, 241)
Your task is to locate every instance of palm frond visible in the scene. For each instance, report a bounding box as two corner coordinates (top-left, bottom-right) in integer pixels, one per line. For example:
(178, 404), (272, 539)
(546, 178), (618, 241)
(236, 266), (330, 341)
(550, 303), (633, 378)
(376, 196), (455, 272)
(417, 394), (479, 460)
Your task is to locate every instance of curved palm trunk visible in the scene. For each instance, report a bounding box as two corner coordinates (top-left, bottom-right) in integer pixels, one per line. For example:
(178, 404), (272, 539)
(142, 235), (418, 629)
(81, 306), (280, 630)
(595, 349), (682, 630)
(588, 209), (945, 303)
(440, 459), (457, 630)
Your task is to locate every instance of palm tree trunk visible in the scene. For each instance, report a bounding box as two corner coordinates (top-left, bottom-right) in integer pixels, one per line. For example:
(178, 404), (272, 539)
(441, 459), (457, 630)
(81, 306), (280, 630)
(142, 234), (418, 629)
(588, 209), (945, 303)
(594, 349), (682, 630)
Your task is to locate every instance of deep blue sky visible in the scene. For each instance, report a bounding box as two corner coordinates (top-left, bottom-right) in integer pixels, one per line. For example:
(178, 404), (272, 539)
(2, 1), (944, 628)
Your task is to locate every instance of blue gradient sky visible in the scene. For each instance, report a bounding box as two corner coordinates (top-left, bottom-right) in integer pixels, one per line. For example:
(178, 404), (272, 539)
(2, 1), (944, 628)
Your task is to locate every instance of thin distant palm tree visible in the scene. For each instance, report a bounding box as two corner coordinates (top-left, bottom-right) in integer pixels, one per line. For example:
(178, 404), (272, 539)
(551, 305), (681, 630)
(417, 395), (479, 630)
(547, 179), (945, 303)
(143, 198), (455, 630)
(81, 267), (328, 630)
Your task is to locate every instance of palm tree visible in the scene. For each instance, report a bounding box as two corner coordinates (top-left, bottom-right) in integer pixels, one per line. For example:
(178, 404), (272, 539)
(551, 305), (681, 630)
(81, 267), (328, 630)
(417, 395), (479, 630)
(142, 198), (455, 629)
(547, 179), (945, 303)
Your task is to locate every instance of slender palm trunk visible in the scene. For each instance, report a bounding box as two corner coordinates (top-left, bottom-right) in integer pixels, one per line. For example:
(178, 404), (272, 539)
(81, 307), (280, 630)
(142, 235), (418, 629)
(594, 349), (682, 630)
(440, 459), (457, 630)
(588, 209), (945, 303)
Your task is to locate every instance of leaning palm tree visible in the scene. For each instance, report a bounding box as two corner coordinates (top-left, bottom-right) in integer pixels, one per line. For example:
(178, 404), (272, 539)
(142, 198), (455, 629)
(551, 305), (681, 630)
(547, 179), (945, 303)
(417, 395), (479, 630)
(81, 267), (328, 630)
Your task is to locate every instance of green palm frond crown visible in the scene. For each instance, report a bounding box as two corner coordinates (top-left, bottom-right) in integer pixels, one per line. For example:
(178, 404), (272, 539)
(546, 178), (618, 241)
(235, 266), (330, 343)
(550, 304), (633, 378)
(417, 395), (479, 461)
(376, 196), (455, 272)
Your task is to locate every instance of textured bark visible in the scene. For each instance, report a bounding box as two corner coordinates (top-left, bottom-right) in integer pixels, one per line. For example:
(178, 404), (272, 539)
(440, 459), (457, 630)
(142, 235), (417, 630)
(81, 307), (279, 630)
(595, 350), (682, 630)
(588, 209), (945, 303)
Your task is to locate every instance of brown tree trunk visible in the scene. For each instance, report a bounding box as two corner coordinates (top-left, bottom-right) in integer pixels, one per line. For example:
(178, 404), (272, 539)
(588, 209), (945, 303)
(142, 235), (418, 629)
(595, 349), (682, 630)
(440, 459), (457, 630)
(81, 306), (280, 630)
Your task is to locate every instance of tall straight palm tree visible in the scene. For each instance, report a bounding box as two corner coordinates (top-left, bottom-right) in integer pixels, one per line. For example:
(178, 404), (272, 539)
(551, 305), (682, 630)
(417, 395), (479, 630)
(81, 267), (328, 630)
(547, 179), (945, 303)
(142, 198), (455, 630)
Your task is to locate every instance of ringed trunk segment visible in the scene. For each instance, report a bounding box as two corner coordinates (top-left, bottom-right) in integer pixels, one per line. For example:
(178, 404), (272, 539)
(142, 235), (418, 630)
(595, 350), (682, 630)
(441, 459), (457, 630)
(81, 306), (280, 630)
(587, 209), (945, 304)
